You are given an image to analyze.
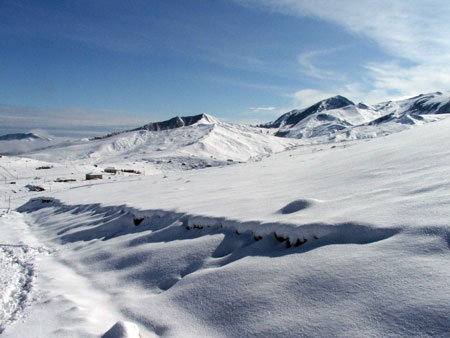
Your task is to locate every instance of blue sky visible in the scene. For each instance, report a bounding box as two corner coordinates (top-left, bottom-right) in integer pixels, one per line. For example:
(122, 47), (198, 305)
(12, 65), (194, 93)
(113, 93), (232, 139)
(1, 0), (450, 137)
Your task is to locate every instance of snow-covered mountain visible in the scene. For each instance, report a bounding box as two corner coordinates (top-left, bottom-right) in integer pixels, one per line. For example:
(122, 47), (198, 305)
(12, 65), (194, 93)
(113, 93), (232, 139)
(261, 95), (358, 129)
(19, 114), (298, 172)
(369, 91), (450, 124)
(262, 91), (450, 140)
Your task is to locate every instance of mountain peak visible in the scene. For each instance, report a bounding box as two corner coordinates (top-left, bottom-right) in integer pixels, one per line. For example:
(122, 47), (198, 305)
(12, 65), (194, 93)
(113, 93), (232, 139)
(261, 95), (355, 129)
(135, 113), (218, 132)
(317, 95), (355, 111)
(90, 113), (220, 140)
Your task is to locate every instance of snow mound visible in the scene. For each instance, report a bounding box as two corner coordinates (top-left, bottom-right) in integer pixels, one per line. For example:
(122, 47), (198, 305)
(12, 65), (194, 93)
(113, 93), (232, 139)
(101, 321), (141, 338)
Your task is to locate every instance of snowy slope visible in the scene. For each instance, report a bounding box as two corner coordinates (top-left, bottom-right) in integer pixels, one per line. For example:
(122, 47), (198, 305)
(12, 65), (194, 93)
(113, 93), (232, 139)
(4, 114), (449, 337)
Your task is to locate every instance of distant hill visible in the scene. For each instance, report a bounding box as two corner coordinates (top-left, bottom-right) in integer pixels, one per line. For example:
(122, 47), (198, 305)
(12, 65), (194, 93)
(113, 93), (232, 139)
(0, 132), (47, 141)
(0, 132), (64, 155)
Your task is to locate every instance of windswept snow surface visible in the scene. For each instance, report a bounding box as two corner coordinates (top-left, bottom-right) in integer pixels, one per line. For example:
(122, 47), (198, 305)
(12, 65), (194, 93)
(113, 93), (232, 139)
(4, 115), (449, 336)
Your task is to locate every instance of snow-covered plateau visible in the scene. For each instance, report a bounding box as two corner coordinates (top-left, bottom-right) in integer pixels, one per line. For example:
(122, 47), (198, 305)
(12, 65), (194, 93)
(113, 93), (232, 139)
(0, 92), (449, 337)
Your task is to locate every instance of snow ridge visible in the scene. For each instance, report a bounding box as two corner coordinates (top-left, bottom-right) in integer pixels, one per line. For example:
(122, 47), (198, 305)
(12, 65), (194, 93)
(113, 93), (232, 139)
(91, 113), (218, 140)
(19, 198), (400, 259)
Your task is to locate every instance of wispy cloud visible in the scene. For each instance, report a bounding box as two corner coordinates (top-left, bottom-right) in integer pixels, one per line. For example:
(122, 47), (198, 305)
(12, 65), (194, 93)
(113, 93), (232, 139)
(0, 103), (152, 138)
(297, 49), (343, 80)
(249, 106), (276, 112)
(233, 0), (450, 101)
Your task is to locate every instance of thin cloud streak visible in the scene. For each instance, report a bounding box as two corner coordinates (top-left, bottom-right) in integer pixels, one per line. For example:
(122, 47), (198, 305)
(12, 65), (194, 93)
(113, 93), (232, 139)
(297, 49), (343, 80)
(249, 107), (276, 112)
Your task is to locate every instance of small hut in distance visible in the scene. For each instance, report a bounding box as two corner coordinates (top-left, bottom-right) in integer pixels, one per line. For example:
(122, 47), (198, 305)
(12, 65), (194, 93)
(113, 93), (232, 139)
(86, 172), (103, 180)
(104, 167), (118, 174)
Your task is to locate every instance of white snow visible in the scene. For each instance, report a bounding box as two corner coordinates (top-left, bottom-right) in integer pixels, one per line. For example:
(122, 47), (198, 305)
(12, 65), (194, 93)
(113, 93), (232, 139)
(0, 99), (449, 336)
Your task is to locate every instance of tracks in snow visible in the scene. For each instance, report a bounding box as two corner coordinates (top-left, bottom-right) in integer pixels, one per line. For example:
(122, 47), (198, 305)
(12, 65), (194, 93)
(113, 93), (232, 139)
(0, 243), (49, 333)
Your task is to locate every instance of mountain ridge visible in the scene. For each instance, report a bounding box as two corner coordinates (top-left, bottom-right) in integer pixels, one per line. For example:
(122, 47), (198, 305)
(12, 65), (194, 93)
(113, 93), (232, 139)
(260, 95), (355, 129)
(261, 91), (450, 140)
(91, 113), (217, 140)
